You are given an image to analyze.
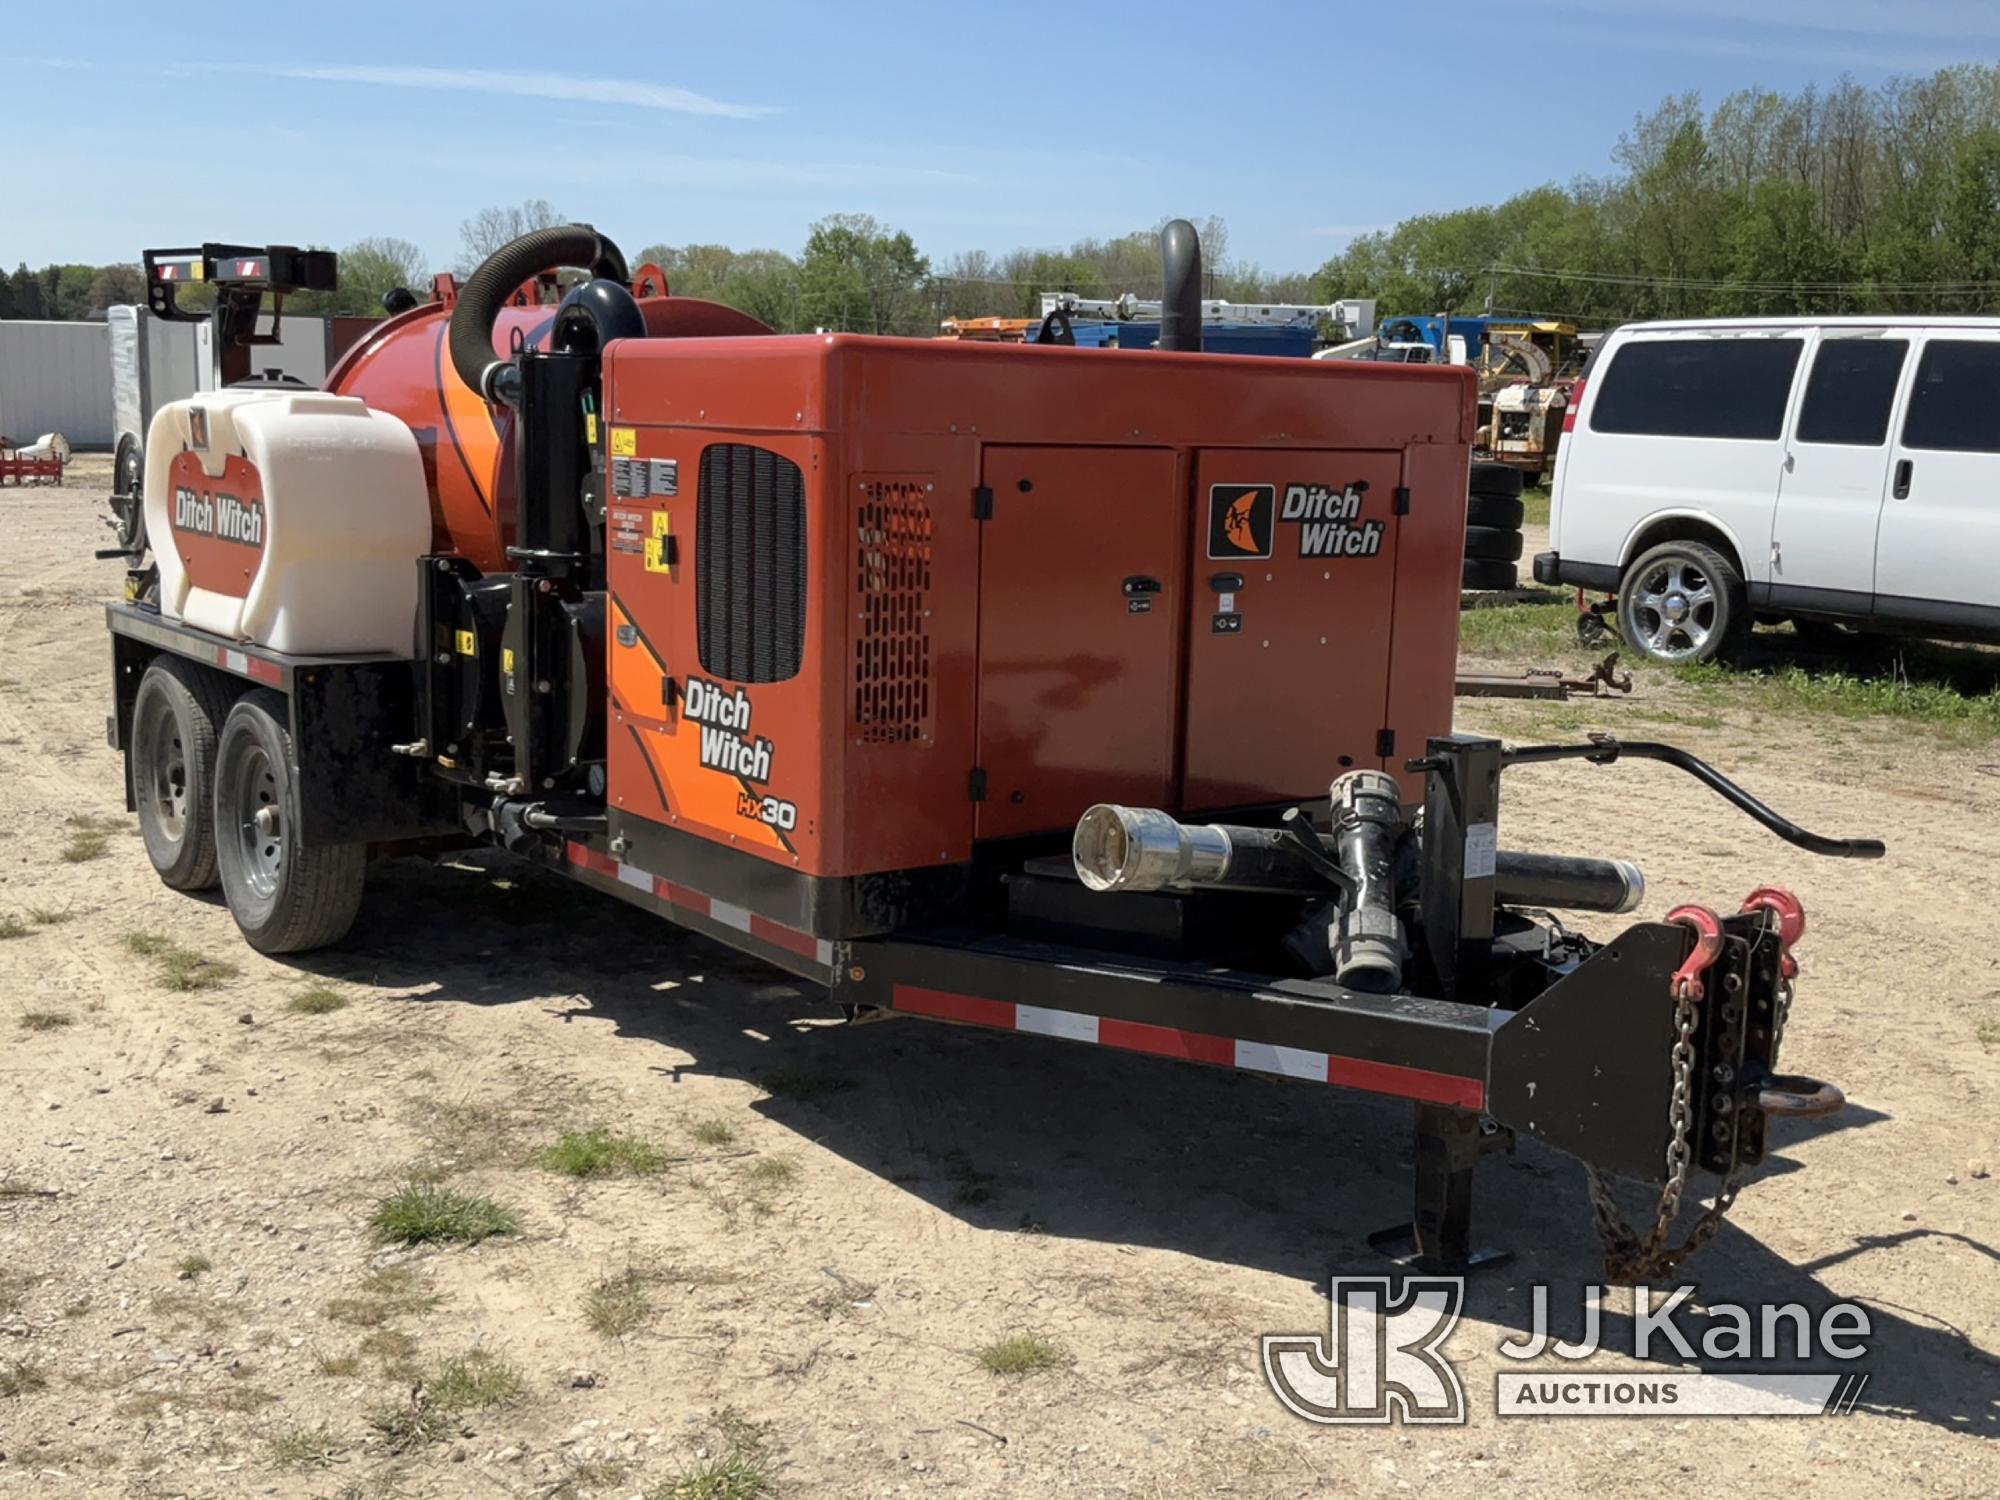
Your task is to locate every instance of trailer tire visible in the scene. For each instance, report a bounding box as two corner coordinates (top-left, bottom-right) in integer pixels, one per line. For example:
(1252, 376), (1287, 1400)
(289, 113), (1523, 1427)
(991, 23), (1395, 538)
(1466, 492), (1525, 530)
(112, 434), (146, 552)
(1464, 526), (1524, 562)
(1469, 461), (1524, 499)
(131, 659), (235, 891)
(214, 690), (366, 955)
(1461, 558), (1518, 592)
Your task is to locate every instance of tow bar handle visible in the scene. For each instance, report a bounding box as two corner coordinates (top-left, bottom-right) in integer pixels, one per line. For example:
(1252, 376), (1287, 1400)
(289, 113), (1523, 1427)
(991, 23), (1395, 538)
(1446, 736), (1888, 860)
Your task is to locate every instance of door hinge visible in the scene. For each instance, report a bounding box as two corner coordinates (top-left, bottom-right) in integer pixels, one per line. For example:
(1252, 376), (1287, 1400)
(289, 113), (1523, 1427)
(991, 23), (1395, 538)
(973, 485), (994, 521)
(968, 767), (988, 802)
(1393, 486), (1411, 516)
(1376, 728), (1396, 757)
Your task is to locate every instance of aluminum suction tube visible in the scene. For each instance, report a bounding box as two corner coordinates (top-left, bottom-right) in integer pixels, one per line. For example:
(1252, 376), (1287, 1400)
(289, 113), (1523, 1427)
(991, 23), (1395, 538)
(1073, 805), (1324, 894)
(1327, 770), (1405, 992)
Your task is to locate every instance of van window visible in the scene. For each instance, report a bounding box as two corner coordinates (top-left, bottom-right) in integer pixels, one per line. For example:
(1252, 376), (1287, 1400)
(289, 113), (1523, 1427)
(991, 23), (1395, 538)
(1902, 340), (2000, 454)
(1590, 337), (1803, 440)
(1795, 338), (1907, 446)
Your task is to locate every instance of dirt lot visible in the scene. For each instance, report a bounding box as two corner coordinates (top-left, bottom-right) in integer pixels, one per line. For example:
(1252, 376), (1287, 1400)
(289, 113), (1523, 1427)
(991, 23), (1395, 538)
(2, 459), (1996, 1498)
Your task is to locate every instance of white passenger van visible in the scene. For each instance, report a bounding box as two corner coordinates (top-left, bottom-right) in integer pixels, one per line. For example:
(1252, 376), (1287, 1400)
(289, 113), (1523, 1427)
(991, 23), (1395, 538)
(1534, 318), (2000, 663)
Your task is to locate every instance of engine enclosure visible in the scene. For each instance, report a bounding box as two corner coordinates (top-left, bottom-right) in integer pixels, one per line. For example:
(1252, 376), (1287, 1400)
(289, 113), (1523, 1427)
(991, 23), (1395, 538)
(595, 332), (1474, 930)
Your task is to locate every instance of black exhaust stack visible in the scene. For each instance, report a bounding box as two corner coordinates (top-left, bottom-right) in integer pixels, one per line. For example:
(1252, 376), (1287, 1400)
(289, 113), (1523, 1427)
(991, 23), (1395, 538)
(1158, 219), (1202, 354)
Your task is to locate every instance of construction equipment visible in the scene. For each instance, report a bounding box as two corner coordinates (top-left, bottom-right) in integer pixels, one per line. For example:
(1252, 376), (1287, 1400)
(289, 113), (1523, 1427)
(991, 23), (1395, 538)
(101, 220), (1882, 1274)
(0, 432), (68, 486)
(1037, 291), (1376, 339)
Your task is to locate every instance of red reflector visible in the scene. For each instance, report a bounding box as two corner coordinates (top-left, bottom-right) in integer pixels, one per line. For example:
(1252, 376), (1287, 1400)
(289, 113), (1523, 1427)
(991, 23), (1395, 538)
(1561, 378), (1586, 433)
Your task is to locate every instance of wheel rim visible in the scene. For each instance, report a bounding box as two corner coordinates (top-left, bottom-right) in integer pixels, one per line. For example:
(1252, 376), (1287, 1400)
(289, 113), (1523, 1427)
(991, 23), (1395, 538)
(1628, 555), (1718, 660)
(135, 694), (188, 845)
(232, 744), (285, 900)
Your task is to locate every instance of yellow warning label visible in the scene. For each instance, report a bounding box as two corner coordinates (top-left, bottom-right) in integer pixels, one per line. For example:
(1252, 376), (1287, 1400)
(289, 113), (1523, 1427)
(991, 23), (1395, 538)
(191, 262), (206, 282)
(585, 412), (599, 445)
(501, 647), (516, 674)
(651, 510), (672, 538)
(643, 536), (670, 573)
(609, 426), (637, 458)
(454, 629), (476, 656)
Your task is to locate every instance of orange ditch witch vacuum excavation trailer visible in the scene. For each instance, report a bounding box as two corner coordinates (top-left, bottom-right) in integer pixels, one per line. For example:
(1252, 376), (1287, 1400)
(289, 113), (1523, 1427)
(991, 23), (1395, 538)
(102, 224), (1882, 1275)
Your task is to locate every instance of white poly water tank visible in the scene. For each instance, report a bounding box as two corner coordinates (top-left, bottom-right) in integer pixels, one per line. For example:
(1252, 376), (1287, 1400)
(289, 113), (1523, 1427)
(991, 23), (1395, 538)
(142, 389), (429, 657)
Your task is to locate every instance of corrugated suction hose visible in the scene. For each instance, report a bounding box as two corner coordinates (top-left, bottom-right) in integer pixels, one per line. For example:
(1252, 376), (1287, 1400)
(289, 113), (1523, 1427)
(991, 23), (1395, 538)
(448, 225), (630, 404)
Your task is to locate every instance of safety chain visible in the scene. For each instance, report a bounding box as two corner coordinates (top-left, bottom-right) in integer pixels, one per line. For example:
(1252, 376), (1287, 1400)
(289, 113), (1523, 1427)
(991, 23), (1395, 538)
(1584, 890), (1808, 1281)
(1585, 904), (1745, 1283)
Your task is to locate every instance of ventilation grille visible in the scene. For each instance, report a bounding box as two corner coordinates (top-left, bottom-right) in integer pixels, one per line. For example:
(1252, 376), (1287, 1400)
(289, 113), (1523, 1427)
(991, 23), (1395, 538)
(853, 479), (933, 744)
(697, 444), (807, 684)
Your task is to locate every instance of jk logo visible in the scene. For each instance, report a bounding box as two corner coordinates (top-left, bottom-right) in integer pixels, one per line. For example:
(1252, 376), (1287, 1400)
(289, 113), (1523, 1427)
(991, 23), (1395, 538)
(1262, 1277), (1467, 1425)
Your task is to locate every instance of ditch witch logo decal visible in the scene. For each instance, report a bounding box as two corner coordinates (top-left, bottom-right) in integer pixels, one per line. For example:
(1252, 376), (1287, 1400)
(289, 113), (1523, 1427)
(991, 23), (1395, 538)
(683, 677), (774, 783)
(1207, 483), (1387, 561)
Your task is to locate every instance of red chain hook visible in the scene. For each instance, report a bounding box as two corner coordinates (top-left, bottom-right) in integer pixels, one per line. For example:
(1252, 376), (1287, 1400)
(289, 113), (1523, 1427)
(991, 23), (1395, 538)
(1739, 885), (1806, 979)
(1665, 904), (1725, 1002)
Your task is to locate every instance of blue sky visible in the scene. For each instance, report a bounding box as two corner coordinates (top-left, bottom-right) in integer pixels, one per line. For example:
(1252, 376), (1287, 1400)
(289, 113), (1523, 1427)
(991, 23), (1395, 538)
(8, 1), (1999, 276)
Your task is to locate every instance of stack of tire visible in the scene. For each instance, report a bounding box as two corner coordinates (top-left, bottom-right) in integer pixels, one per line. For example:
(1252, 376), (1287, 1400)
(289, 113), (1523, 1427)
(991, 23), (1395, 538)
(1463, 461), (1525, 592)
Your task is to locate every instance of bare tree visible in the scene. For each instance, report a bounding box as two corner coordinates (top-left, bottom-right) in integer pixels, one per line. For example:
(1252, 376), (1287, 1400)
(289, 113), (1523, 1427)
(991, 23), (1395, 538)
(457, 200), (565, 272)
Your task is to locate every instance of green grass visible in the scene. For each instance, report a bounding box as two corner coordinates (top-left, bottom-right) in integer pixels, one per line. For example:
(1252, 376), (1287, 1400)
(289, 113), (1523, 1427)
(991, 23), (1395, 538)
(26, 908), (73, 927)
(582, 1271), (654, 1338)
(287, 986), (349, 1015)
(19, 1011), (72, 1032)
(653, 1453), (776, 1500)
(0, 1359), (49, 1397)
(651, 1410), (774, 1500)
(322, 1266), (441, 1326)
(365, 1349), (521, 1452)
(977, 1332), (1066, 1376)
(1680, 660), (2000, 742)
(175, 1254), (211, 1281)
(688, 1118), (738, 1147)
(267, 1425), (344, 1469)
(534, 1128), (672, 1178)
(123, 931), (238, 991)
(0, 915), (28, 941)
(370, 1183), (518, 1247)
(1457, 599), (1580, 659)
(313, 1350), (362, 1377)
(425, 1349), (522, 1409)
(1521, 485), (1551, 528)
(60, 813), (124, 864)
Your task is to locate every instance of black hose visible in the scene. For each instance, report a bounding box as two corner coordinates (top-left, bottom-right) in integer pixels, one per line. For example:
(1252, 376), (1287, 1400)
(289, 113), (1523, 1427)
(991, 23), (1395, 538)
(1496, 737), (1887, 859)
(447, 224), (629, 402)
(1158, 219), (1203, 354)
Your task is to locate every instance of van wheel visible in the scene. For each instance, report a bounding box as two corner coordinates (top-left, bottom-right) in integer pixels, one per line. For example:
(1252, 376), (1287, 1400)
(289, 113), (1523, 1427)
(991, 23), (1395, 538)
(214, 690), (366, 955)
(1617, 542), (1744, 665)
(131, 659), (236, 890)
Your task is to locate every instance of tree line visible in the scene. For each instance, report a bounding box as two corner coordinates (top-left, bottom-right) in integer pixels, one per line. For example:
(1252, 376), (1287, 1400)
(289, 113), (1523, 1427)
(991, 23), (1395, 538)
(11, 63), (2000, 333)
(1318, 64), (2000, 322)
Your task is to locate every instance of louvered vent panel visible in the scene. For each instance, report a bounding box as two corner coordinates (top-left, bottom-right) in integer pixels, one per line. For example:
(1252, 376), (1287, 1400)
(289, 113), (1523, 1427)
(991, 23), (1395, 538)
(696, 444), (807, 684)
(853, 479), (934, 744)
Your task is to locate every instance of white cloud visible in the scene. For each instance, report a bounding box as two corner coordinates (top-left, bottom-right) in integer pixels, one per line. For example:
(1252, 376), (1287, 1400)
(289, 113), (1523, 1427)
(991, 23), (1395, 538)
(275, 64), (776, 119)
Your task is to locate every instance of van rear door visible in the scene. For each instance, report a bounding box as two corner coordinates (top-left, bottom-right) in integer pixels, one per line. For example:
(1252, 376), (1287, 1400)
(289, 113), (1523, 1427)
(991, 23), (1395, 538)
(1771, 330), (1909, 609)
(1874, 332), (2000, 627)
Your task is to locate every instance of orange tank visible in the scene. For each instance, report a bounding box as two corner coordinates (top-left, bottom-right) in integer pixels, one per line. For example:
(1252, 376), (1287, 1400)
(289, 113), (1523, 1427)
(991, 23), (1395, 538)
(325, 295), (771, 574)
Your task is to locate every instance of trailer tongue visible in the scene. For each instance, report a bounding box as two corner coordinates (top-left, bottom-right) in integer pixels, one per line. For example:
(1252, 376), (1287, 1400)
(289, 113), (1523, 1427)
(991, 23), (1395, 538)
(102, 220), (1883, 1275)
